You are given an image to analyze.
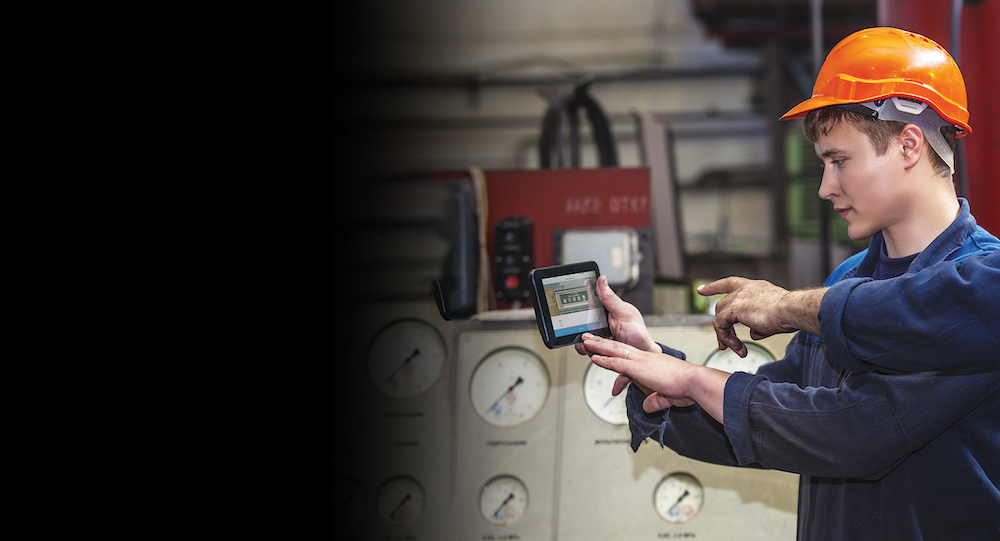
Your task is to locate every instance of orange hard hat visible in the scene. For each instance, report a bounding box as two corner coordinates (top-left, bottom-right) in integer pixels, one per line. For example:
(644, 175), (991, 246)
(780, 27), (971, 137)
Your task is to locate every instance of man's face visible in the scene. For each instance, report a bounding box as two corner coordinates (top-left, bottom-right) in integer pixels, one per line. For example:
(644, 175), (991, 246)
(814, 122), (907, 241)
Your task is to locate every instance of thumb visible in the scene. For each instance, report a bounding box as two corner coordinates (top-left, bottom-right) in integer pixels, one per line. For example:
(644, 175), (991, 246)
(611, 374), (632, 396)
(596, 275), (628, 311)
(642, 392), (673, 413)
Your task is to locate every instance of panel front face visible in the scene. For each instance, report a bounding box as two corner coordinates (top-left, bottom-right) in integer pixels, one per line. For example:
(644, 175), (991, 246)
(339, 302), (457, 541)
(557, 323), (798, 540)
(453, 329), (564, 541)
(339, 308), (799, 541)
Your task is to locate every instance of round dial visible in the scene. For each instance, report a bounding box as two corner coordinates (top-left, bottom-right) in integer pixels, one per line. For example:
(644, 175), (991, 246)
(368, 319), (446, 399)
(470, 347), (550, 428)
(583, 362), (628, 425)
(333, 476), (366, 525)
(654, 472), (704, 524)
(480, 475), (529, 526)
(376, 476), (425, 526)
(704, 342), (776, 375)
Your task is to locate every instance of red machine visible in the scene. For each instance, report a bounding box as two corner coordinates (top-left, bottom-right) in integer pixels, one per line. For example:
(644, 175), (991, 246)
(484, 168), (654, 313)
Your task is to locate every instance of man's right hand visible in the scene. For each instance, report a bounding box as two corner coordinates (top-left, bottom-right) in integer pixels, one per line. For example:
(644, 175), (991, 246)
(697, 277), (810, 357)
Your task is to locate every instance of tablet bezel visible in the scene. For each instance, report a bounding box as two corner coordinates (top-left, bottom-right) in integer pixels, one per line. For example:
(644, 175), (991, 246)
(529, 260), (613, 349)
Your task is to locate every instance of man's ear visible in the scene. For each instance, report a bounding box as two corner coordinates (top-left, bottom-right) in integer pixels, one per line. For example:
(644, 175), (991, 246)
(900, 124), (924, 169)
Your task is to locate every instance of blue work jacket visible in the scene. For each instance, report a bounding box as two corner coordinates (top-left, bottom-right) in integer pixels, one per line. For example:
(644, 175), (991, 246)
(629, 199), (1000, 540)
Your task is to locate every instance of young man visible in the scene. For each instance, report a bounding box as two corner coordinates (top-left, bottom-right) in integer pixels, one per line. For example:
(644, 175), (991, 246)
(578, 27), (999, 540)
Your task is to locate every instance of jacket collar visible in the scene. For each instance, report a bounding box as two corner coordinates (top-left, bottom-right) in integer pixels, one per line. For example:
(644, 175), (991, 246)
(844, 198), (975, 279)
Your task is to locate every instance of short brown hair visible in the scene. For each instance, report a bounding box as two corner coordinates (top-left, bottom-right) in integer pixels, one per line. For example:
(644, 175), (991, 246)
(803, 107), (956, 178)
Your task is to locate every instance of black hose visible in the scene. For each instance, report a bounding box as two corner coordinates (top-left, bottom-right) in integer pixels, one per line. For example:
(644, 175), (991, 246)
(538, 81), (618, 168)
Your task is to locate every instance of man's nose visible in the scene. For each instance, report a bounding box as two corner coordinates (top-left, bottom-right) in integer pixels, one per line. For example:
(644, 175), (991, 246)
(817, 168), (837, 201)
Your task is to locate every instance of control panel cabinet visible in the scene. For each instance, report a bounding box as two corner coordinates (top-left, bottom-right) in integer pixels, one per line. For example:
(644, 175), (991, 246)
(340, 306), (798, 540)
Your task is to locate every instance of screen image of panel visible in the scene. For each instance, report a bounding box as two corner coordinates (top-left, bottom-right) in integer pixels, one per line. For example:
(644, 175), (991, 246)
(541, 271), (609, 338)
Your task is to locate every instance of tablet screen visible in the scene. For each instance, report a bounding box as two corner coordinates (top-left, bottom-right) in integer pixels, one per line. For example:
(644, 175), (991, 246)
(540, 270), (609, 338)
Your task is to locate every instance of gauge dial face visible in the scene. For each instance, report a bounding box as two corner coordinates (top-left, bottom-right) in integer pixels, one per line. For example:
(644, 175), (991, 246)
(333, 476), (367, 525)
(480, 475), (529, 526)
(583, 362), (628, 425)
(704, 342), (776, 375)
(376, 476), (425, 526)
(368, 319), (446, 399)
(470, 347), (550, 428)
(654, 472), (704, 524)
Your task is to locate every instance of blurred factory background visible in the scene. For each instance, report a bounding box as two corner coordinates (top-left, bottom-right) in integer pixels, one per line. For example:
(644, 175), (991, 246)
(336, 1), (998, 539)
(340, 0), (998, 306)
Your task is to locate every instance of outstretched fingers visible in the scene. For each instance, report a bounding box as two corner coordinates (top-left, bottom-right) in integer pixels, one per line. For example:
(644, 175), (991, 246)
(582, 333), (635, 362)
(696, 276), (749, 297)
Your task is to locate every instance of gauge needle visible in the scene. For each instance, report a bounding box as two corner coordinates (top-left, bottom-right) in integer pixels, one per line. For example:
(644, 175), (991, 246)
(390, 493), (411, 519)
(488, 377), (524, 414)
(384, 349), (421, 384)
(492, 492), (515, 519)
(669, 489), (690, 514)
(602, 382), (628, 409)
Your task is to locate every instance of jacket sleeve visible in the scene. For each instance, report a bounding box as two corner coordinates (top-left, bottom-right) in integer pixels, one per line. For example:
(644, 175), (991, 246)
(723, 362), (1000, 479)
(626, 342), (760, 467)
(626, 384), (751, 467)
(820, 252), (1000, 374)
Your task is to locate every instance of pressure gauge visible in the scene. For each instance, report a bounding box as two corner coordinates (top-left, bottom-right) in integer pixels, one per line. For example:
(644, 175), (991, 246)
(583, 362), (628, 425)
(376, 476), (425, 526)
(480, 475), (529, 526)
(333, 476), (366, 525)
(470, 347), (550, 428)
(654, 472), (704, 524)
(368, 319), (446, 399)
(704, 342), (776, 375)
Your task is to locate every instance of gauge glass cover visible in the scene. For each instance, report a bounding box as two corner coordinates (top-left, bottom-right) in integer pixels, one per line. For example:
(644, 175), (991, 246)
(470, 347), (550, 428)
(480, 475), (529, 526)
(704, 342), (776, 375)
(583, 362), (628, 425)
(376, 476), (425, 526)
(333, 476), (367, 525)
(654, 472), (704, 524)
(368, 319), (446, 399)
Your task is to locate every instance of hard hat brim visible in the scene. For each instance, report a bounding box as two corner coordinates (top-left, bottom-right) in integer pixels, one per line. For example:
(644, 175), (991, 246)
(779, 96), (846, 122)
(779, 95), (972, 137)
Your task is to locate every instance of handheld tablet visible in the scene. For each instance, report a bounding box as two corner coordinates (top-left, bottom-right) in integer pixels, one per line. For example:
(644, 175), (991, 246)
(528, 261), (613, 349)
